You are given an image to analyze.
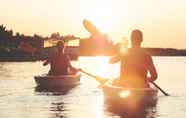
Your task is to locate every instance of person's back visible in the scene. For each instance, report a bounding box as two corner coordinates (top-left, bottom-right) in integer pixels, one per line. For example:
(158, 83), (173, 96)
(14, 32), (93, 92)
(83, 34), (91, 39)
(120, 48), (155, 87)
(49, 52), (70, 75)
(110, 29), (157, 88)
(43, 41), (75, 76)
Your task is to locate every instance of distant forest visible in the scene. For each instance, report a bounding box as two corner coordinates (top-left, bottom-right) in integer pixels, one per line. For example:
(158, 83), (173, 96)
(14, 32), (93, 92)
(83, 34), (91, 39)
(0, 24), (186, 58)
(0, 24), (78, 50)
(0, 24), (79, 61)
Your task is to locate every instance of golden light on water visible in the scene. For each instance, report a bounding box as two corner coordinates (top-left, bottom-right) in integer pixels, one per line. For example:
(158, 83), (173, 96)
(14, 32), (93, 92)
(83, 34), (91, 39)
(94, 57), (109, 77)
(119, 90), (131, 98)
(92, 94), (104, 118)
(93, 56), (119, 79)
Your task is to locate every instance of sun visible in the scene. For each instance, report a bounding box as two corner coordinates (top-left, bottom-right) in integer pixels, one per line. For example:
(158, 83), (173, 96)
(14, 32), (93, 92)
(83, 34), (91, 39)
(80, 0), (129, 34)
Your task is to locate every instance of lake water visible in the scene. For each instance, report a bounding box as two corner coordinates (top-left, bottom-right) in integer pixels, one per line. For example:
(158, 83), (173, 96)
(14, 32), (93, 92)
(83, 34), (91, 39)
(0, 56), (186, 118)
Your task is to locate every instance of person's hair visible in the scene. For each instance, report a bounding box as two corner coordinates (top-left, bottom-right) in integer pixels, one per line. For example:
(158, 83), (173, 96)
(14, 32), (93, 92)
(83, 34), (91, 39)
(57, 41), (65, 47)
(131, 29), (143, 42)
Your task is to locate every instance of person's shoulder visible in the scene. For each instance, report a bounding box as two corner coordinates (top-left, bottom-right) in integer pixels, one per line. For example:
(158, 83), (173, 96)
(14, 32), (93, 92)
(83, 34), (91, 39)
(63, 53), (71, 59)
(138, 48), (152, 61)
(141, 49), (154, 64)
(48, 51), (58, 59)
(140, 48), (150, 56)
(63, 53), (69, 57)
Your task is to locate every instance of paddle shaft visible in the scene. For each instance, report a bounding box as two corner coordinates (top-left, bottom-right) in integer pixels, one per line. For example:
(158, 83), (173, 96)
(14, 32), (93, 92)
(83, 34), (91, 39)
(79, 69), (108, 85)
(150, 81), (169, 96)
(80, 69), (170, 96)
(80, 69), (98, 79)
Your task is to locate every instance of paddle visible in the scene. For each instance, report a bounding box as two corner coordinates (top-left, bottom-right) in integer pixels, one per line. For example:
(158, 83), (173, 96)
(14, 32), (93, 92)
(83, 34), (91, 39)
(83, 19), (100, 35)
(78, 69), (108, 85)
(79, 69), (170, 96)
(150, 81), (170, 96)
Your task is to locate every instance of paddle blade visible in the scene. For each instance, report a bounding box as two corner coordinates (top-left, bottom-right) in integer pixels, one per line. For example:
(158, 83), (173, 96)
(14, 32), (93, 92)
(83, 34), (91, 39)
(83, 19), (100, 35)
(95, 77), (108, 84)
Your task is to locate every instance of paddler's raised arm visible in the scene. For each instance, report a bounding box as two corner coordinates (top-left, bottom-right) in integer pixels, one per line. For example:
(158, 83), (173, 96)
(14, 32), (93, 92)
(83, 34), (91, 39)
(109, 55), (121, 64)
(43, 60), (50, 66)
(43, 54), (54, 66)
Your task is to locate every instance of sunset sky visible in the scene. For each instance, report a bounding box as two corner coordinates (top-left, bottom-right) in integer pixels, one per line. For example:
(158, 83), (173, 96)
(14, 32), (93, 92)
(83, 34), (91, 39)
(0, 0), (186, 49)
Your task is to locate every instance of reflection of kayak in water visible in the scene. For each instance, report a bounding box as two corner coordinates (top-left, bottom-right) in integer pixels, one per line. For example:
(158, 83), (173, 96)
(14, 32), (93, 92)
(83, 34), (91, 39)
(34, 72), (81, 88)
(102, 82), (158, 107)
(79, 70), (159, 117)
(80, 70), (158, 107)
(35, 83), (78, 95)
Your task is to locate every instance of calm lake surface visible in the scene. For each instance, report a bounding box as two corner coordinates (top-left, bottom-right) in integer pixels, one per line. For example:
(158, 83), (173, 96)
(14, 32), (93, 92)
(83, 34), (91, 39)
(0, 56), (186, 118)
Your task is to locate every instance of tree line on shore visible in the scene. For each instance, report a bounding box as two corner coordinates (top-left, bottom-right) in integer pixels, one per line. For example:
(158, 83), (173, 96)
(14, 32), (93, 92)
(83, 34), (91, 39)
(0, 24), (186, 58)
(0, 24), (78, 51)
(0, 24), (80, 61)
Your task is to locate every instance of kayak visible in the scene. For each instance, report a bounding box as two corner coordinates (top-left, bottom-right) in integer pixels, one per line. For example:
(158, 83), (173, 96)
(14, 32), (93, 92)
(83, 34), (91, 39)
(34, 72), (81, 88)
(102, 82), (158, 107)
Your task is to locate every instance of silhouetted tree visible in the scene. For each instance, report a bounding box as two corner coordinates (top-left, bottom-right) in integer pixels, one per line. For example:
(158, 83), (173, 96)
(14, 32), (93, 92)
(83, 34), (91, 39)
(50, 32), (61, 39)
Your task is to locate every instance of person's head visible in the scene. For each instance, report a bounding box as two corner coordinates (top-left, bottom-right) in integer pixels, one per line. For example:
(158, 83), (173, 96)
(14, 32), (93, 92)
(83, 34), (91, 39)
(57, 41), (65, 52)
(130, 29), (143, 48)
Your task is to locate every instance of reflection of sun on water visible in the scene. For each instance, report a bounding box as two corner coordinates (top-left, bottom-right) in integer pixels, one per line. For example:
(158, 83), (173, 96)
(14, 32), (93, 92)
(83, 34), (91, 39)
(93, 56), (119, 79)
(92, 94), (104, 118)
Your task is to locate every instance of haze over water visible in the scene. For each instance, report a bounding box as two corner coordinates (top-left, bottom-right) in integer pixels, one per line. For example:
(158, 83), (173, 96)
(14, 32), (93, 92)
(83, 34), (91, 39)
(1, 0), (186, 48)
(0, 56), (186, 118)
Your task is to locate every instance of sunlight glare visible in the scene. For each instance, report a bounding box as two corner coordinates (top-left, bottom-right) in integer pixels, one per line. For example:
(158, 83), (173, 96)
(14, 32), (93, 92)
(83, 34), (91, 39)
(95, 57), (109, 77)
(92, 56), (120, 79)
(118, 37), (129, 55)
(92, 94), (104, 118)
(80, 0), (129, 33)
(119, 90), (131, 98)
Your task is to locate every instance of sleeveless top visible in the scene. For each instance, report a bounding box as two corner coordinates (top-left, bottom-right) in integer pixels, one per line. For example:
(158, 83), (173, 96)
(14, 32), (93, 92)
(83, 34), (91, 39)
(49, 53), (70, 75)
(120, 48), (151, 88)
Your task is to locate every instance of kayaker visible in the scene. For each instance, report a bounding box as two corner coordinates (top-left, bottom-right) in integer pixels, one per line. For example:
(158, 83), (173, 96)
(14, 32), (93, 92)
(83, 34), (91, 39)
(43, 41), (77, 75)
(109, 29), (157, 88)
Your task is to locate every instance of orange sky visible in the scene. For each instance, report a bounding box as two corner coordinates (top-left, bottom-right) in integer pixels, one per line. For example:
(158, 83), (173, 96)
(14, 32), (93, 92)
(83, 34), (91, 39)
(0, 0), (186, 49)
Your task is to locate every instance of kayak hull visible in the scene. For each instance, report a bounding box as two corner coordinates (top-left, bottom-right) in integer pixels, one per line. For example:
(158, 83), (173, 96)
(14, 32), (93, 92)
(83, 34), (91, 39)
(34, 73), (81, 88)
(102, 83), (158, 107)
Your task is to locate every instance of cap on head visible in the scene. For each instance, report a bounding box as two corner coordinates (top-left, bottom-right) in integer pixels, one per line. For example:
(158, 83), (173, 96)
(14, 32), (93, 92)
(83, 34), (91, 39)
(131, 29), (143, 43)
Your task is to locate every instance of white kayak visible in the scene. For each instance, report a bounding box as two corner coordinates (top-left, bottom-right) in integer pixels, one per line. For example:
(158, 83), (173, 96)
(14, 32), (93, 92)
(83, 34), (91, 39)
(34, 72), (81, 88)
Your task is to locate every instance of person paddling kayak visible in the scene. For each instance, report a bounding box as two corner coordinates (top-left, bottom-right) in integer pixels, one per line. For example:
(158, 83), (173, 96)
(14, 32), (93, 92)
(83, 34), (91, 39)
(43, 41), (77, 76)
(109, 29), (158, 88)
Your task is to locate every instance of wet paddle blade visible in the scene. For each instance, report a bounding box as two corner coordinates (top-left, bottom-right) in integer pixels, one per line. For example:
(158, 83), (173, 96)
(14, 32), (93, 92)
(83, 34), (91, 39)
(83, 19), (100, 35)
(95, 77), (108, 84)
